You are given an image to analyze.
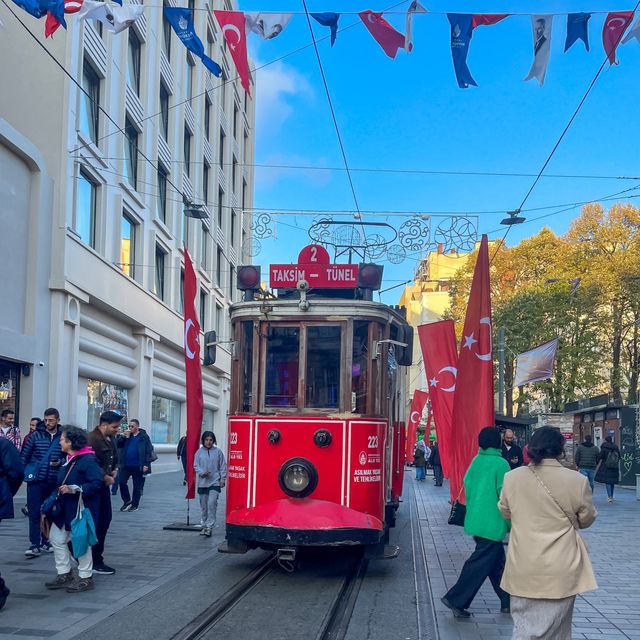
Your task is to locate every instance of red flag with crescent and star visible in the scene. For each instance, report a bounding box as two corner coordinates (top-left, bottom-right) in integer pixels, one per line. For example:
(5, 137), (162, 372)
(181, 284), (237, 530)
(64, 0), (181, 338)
(418, 319), (458, 501)
(405, 389), (428, 464)
(602, 11), (634, 65)
(451, 235), (493, 504)
(214, 9), (251, 94)
(183, 247), (204, 500)
(359, 10), (406, 59)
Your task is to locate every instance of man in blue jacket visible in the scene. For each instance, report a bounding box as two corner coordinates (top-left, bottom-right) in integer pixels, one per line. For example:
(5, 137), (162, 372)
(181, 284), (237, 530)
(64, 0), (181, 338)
(117, 419), (153, 512)
(20, 407), (62, 557)
(0, 437), (24, 609)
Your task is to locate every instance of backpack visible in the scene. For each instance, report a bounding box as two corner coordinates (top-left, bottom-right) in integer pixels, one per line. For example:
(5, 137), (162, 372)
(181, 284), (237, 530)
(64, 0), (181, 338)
(605, 449), (620, 469)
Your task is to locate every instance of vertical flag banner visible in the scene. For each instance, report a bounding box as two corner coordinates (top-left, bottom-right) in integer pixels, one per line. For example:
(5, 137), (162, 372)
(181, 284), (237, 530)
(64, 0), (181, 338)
(471, 14), (509, 28)
(45, 0), (85, 39)
(622, 16), (640, 44)
(405, 1), (427, 52)
(451, 235), (493, 504)
(514, 338), (559, 387)
(11, 0), (48, 19)
(565, 13), (591, 52)
(245, 12), (293, 39)
(406, 389), (429, 464)
(214, 10), (251, 94)
(525, 15), (553, 85)
(447, 14), (476, 88)
(418, 320), (458, 501)
(603, 12), (634, 65)
(164, 8), (221, 76)
(183, 248), (204, 500)
(77, 1), (142, 34)
(359, 10), (405, 59)
(311, 12), (340, 46)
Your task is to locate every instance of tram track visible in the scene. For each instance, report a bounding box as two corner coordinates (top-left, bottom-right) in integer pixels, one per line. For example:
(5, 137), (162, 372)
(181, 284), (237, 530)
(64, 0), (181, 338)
(170, 550), (369, 640)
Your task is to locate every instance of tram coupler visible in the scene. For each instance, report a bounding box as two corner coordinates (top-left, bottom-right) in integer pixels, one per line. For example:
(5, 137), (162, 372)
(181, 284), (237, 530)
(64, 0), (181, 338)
(276, 547), (297, 572)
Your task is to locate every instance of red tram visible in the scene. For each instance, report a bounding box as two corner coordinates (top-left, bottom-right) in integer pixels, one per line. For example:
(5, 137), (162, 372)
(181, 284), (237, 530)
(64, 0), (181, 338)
(220, 245), (412, 561)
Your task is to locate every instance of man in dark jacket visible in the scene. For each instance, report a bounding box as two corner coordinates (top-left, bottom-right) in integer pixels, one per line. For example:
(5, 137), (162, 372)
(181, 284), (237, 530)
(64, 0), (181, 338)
(20, 407), (62, 557)
(501, 429), (524, 470)
(575, 434), (599, 493)
(87, 411), (121, 575)
(117, 419), (153, 512)
(429, 441), (444, 487)
(595, 435), (620, 502)
(0, 437), (24, 609)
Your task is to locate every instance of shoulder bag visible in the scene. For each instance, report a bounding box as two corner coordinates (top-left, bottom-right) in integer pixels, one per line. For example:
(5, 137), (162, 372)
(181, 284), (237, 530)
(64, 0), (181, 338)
(25, 434), (58, 483)
(448, 487), (466, 527)
(39, 461), (77, 538)
(528, 466), (577, 529)
(70, 492), (98, 558)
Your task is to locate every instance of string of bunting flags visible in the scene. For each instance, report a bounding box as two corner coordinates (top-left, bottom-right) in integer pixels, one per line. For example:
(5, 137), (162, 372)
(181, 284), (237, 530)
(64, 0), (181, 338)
(8, 0), (640, 90)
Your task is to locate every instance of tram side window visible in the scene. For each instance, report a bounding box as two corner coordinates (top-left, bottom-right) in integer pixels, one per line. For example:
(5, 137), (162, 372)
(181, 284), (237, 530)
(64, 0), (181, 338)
(352, 321), (369, 413)
(265, 327), (299, 407)
(241, 321), (253, 411)
(305, 326), (341, 409)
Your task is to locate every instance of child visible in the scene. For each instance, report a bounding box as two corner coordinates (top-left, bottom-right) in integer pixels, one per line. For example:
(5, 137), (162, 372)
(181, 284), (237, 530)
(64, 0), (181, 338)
(194, 431), (227, 537)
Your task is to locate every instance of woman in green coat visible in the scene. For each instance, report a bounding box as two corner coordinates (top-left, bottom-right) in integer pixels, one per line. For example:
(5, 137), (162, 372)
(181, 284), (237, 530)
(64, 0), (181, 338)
(441, 426), (511, 618)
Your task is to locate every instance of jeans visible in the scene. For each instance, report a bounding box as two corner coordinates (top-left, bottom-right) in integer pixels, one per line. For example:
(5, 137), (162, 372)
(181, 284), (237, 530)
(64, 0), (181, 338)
(606, 483), (615, 498)
(579, 468), (595, 493)
(92, 484), (112, 565)
(119, 466), (145, 508)
(415, 466), (426, 481)
(433, 464), (443, 486)
(50, 523), (93, 579)
(26, 482), (57, 547)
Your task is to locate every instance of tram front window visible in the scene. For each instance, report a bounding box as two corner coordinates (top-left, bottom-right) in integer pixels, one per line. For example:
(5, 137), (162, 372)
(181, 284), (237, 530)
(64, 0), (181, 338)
(305, 326), (341, 409)
(265, 327), (299, 407)
(352, 321), (369, 413)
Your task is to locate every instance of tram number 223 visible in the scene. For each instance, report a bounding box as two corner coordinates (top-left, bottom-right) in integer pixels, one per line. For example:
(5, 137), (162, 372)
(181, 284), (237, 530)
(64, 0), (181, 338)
(229, 432), (238, 445)
(367, 435), (379, 449)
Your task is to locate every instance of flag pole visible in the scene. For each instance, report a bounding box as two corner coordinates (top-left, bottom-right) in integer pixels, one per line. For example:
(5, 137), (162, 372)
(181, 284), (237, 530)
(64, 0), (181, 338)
(497, 327), (505, 416)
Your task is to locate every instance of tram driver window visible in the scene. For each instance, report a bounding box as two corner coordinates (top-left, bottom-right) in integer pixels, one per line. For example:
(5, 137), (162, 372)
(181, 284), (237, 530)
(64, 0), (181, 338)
(265, 327), (299, 407)
(305, 326), (341, 409)
(352, 321), (369, 413)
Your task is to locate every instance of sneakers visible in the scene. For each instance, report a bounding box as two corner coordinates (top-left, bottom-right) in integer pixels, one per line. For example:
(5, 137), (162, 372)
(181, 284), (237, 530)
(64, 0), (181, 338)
(203, 527), (212, 537)
(66, 577), (94, 593)
(21, 506), (28, 517)
(25, 545), (41, 558)
(120, 502), (132, 512)
(441, 596), (471, 618)
(40, 542), (54, 553)
(128, 506), (139, 512)
(607, 497), (613, 503)
(45, 572), (75, 590)
(0, 588), (9, 611)
(92, 564), (116, 575)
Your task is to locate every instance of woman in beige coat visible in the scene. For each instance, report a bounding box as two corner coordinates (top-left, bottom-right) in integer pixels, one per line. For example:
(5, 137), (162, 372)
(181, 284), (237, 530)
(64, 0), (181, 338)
(498, 426), (597, 639)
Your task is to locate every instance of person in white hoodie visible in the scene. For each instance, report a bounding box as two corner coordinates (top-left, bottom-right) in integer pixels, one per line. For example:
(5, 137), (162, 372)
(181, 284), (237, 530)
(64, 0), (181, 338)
(194, 431), (227, 537)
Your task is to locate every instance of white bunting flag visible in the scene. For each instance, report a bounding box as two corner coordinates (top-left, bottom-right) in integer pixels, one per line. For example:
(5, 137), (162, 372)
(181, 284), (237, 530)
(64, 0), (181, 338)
(77, 0), (143, 34)
(525, 14), (553, 85)
(405, 1), (427, 52)
(245, 12), (293, 39)
(514, 338), (559, 387)
(622, 16), (640, 44)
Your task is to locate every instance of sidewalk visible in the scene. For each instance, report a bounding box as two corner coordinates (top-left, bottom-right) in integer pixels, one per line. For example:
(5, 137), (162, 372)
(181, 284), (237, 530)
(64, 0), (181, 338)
(413, 472), (640, 640)
(0, 472), (224, 640)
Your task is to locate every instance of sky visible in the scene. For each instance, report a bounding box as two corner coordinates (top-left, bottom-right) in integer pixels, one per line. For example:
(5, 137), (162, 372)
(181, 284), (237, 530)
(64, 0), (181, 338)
(237, 1), (640, 303)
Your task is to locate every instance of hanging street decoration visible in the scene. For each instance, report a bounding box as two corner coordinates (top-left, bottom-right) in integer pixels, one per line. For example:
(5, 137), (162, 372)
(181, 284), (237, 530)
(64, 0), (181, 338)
(565, 13), (591, 51)
(245, 12), (292, 39)
(405, 1), (427, 52)
(448, 14), (476, 88)
(602, 11), (635, 64)
(164, 7), (221, 76)
(525, 15), (554, 85)
(76, 0), (142, 35)
(358, 10), (406, 59)
(214, 9), (251, 94)
(622, 15), (640, 43)
(45, 0), (84, 39)
(311, 12), (340, 46)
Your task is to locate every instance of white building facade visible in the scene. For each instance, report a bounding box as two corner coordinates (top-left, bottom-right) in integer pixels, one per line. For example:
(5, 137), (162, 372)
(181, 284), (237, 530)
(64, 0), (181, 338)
(0, 0), (255, 468)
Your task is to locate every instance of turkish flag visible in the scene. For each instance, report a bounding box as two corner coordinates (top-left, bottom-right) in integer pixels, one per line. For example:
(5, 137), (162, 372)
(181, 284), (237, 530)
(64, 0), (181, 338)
(183, 248), (204, 500)
(451, 235), (493, 503)
(359, 10), (405, 59)
(405, 390), (428, 463)
(471, 14), (509, 29)
(602, 11), (634, 65)
(214, 10), (251, 94)
(45, 0), (84, 39)
(417, 320), (458, 500)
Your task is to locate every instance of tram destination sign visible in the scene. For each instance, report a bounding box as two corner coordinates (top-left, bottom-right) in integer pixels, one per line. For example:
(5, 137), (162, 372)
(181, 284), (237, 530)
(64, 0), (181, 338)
(269, 244), (359, 289)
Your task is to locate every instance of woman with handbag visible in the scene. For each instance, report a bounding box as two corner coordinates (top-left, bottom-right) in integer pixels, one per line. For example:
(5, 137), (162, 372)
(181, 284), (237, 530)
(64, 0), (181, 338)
(498, 426), (597, 639)
(43, 426), (103, 593)
(441, 427), (511, 618)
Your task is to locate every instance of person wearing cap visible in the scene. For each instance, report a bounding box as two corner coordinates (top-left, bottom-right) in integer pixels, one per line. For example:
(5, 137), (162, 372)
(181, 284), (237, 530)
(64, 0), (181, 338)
(87, 411), (122, 576)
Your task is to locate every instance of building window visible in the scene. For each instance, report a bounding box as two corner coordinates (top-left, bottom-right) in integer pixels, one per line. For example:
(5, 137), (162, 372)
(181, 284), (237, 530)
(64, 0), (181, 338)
(243, 128), (249, 161)
(203, 408), (215, 433)
(201, 222), (208, 269)
(182, 209), (187, 245)
(76, 170), (96, 248)
(120, 213), (136, 278)
(126, 29), (141, 94)
(232, 157), (237, 194)
(179, 269), (185, 314)
(184, 126), (191, 177)
(157, 165), (167, 223)
(87, 380), (129, 429)
(216, 246), (223, 286)
(215, 302), (222, 338)
(185, 56), (194, 104)
(80, 60), (100, 144)
(218, 127), (225, 168)
(220, 68), (227, 109)
(231, 211), (237, 247)
(162, 7), (172, 60)
(155, 244), (166, 300)
(124, 118), (138, 188)
(204, 97), (211, 141)
(203, 162), (210, 205)
(151, 395), (181, 444)
(159, 83), (169, 140)
(217, 187), (224, 228)
(242, 179), (247, 211)
(199, 289), (207, 328)
(233, 104), (238, 139)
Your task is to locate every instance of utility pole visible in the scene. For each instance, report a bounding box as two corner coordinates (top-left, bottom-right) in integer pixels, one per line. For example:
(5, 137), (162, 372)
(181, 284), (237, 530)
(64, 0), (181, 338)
(497, 327), (505, 416)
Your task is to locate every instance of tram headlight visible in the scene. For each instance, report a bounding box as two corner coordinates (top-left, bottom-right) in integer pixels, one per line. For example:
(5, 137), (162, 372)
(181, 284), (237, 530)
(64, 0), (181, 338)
(278, 458), (318, 498)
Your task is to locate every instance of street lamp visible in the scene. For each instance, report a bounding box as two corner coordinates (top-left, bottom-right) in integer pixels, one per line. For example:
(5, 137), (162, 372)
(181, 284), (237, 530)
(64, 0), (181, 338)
(500, 209), (526, 225)
(183, 200), (209, 220)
